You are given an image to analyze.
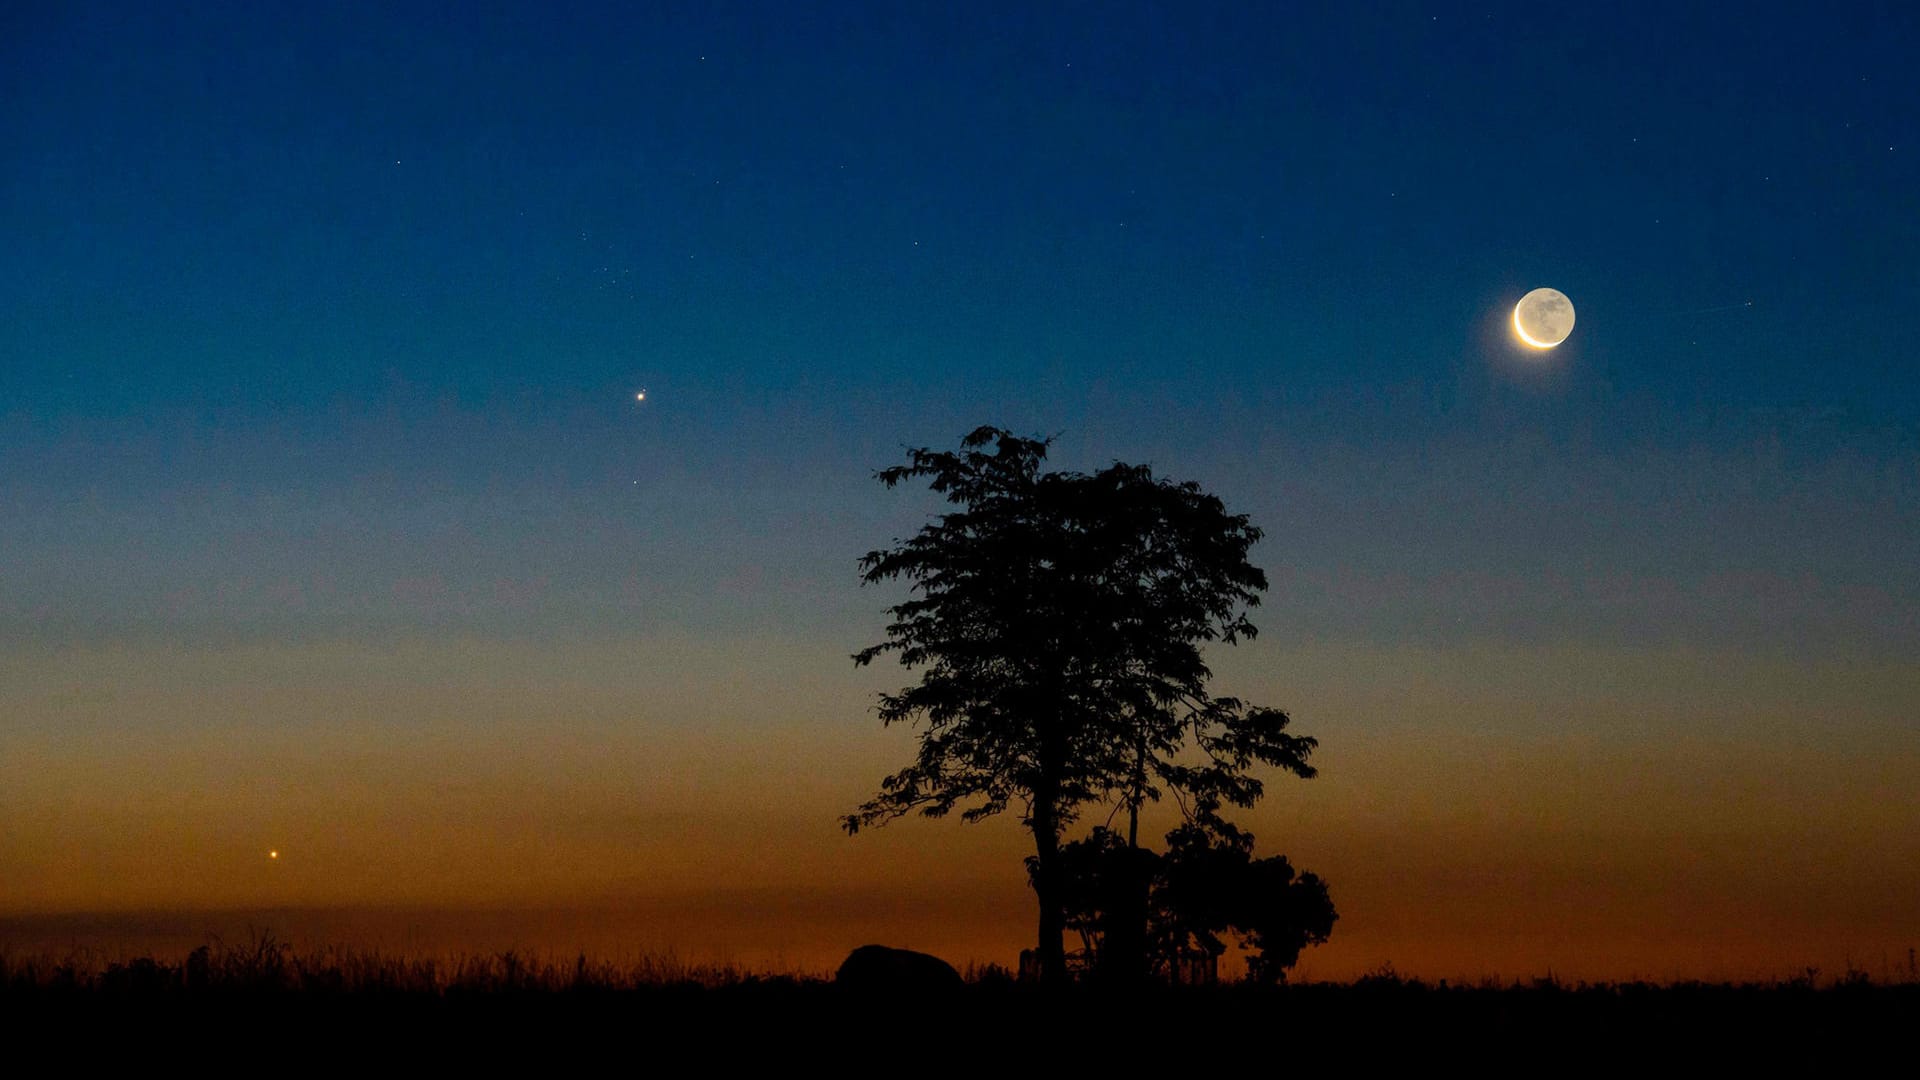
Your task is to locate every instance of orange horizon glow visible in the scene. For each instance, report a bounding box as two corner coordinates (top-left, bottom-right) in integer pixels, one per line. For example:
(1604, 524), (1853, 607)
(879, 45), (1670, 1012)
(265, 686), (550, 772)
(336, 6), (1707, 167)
(4, 635), (1916, 983)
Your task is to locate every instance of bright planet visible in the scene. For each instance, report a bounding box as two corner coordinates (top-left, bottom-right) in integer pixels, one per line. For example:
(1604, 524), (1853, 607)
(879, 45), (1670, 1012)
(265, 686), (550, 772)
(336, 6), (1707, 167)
(1513, 287), (1576, 348)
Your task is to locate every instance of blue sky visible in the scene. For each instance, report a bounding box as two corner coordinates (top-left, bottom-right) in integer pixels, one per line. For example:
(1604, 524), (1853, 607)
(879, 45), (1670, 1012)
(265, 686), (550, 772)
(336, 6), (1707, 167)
(6, 2), (1916, 657)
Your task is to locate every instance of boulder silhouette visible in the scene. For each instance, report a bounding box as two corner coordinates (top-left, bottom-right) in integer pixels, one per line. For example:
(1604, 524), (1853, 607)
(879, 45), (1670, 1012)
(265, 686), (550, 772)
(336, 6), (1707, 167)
(834, 945), (964, 991)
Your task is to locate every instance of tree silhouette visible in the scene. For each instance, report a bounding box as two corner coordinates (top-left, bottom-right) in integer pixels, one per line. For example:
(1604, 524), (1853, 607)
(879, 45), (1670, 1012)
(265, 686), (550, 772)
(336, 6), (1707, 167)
(844, 426), (1318, 983)
(1054, 815), (1336, 984)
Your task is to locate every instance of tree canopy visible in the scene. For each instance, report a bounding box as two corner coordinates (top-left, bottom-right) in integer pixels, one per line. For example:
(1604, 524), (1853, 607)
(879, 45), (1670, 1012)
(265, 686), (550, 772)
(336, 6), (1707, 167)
(845, 426), (1319, 981)
(1052, 818), (1337, 985)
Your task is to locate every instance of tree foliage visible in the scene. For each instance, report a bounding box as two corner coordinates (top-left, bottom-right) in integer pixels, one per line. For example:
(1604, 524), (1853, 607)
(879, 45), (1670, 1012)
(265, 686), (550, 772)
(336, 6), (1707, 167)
(1053, 817), (1337, 985)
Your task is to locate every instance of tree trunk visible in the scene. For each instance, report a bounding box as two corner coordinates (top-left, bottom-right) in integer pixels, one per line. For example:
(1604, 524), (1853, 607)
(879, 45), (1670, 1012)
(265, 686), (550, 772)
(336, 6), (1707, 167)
(1030, 792), (1068, 984)
(1031, 678), (1071, 984)
(1097, 800), (1150, 985)
(1108, 755), (1149, 983)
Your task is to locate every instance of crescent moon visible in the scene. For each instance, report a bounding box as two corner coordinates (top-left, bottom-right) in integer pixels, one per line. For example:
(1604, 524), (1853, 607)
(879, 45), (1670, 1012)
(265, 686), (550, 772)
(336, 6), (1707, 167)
(1513, 304), (1554, 348)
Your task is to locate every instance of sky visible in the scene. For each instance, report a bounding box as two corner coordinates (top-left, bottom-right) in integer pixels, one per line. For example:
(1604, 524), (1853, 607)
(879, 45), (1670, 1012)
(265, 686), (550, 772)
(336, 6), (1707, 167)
(3, 1), (1918, 981)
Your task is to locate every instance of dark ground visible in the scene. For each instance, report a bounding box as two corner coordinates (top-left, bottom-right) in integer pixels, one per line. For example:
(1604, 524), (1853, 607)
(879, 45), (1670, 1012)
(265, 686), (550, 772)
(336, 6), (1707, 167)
(7, 962), (1914, 1068)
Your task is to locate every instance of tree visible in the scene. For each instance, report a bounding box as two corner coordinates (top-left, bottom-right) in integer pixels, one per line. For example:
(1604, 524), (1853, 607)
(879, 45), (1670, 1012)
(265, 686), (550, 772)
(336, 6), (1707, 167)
(1236, 851), (1336, 984)
(844, 426), (1318, 983)
(1055, 815), (1337, 984)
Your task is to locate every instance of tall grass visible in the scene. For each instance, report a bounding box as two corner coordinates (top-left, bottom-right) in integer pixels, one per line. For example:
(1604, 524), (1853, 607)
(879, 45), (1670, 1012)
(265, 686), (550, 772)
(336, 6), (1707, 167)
(0, 932), (791, 996)
(3, 935), (1915, 998)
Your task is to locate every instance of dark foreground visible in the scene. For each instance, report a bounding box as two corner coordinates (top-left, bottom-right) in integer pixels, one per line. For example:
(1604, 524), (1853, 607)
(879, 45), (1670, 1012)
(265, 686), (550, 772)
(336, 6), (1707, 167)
(6, 947), (1914, 1066)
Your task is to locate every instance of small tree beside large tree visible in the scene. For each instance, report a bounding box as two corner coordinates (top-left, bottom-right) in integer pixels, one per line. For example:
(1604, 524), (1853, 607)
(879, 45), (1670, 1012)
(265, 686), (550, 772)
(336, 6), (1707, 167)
(845, 426), (1324, 983)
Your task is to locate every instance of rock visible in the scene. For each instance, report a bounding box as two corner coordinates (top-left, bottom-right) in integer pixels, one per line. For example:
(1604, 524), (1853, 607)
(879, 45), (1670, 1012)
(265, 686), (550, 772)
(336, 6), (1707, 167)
(834, 945), (965, 991)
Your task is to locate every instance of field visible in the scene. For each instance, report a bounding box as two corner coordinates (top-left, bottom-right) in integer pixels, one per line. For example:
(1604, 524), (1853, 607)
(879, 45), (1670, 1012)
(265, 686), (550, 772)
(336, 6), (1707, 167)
(5, 938), (1913, 1065)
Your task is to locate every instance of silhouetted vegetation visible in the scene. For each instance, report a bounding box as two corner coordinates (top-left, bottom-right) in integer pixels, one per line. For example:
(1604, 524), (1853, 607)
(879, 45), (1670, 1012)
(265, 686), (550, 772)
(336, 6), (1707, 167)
(5, 940), (1914, 1064)
(1052, 817), (1335, 985)
(846, 427), (1321, 982)
(0, 933), (757, 997)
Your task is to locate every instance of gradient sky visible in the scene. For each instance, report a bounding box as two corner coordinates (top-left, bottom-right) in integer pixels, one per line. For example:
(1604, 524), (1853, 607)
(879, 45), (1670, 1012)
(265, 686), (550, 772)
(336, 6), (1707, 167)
(4, 2), (1918, 980)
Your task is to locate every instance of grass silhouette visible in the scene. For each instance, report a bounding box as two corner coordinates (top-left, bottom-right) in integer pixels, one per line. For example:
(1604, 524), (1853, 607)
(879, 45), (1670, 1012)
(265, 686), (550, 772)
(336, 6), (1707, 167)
(1, 932), (783, 995)
(4, 936), (1912, 1065)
